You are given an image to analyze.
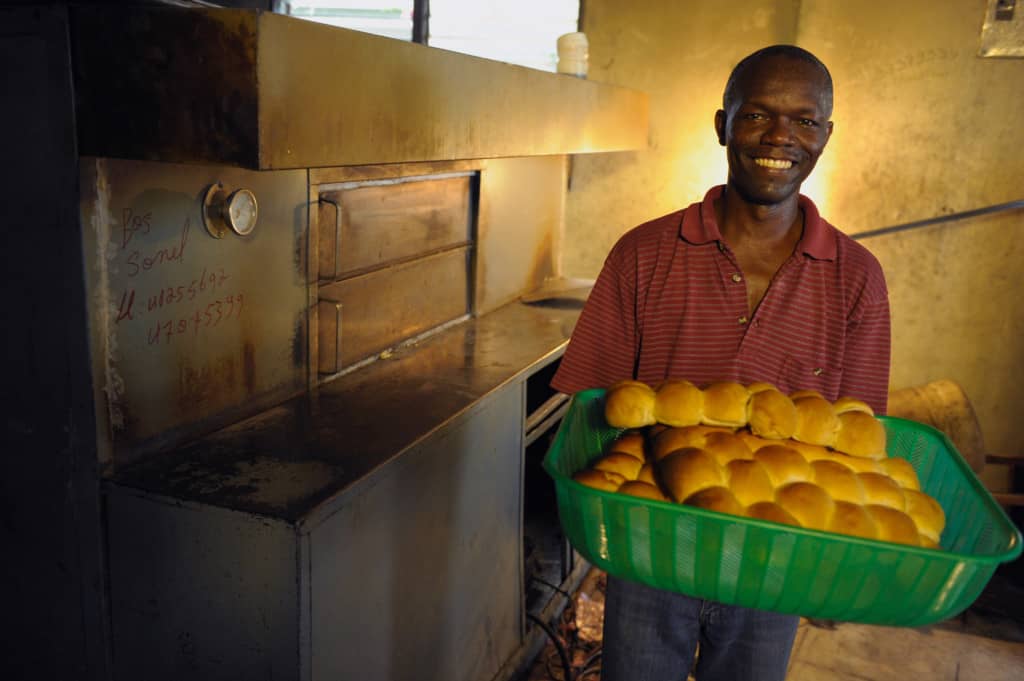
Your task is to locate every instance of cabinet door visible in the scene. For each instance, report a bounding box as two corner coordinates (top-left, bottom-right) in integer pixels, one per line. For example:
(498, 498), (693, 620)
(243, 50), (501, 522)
(309, 383), (524, 681)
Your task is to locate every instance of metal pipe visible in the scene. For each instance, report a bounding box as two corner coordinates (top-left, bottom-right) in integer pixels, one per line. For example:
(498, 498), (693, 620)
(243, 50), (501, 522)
(852, 198), (1024, 241)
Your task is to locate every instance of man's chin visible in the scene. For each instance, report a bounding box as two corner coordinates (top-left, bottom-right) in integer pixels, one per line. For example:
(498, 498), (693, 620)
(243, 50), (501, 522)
(730, 180), (801, 207)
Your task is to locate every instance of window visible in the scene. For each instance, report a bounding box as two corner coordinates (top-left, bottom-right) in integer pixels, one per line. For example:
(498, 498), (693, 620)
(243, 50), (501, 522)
(277, 0), (581, 73)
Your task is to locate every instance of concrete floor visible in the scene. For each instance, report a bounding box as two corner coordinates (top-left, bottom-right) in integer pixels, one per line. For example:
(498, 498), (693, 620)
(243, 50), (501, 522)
(524, 569), (1024, 681)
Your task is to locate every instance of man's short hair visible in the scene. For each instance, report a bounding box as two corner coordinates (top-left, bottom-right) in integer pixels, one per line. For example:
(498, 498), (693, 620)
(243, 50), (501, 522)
(723, 45), (833, 117)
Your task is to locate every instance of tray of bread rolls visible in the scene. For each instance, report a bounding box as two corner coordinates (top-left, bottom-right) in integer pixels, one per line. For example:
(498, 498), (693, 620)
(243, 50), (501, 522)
(543, 380), (1022, 627)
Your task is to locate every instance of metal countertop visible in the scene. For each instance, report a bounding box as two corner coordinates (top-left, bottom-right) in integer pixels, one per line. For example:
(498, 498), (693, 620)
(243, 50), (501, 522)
(106, 300), (582, 524)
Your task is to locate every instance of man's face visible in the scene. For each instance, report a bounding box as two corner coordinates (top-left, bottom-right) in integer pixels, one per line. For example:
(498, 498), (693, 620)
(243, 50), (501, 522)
(715, 56), (833, 206)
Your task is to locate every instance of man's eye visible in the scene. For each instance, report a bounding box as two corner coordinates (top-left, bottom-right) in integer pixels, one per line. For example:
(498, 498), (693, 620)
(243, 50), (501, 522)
(798, 118), (819, 127)
(744, 113), (766, 120)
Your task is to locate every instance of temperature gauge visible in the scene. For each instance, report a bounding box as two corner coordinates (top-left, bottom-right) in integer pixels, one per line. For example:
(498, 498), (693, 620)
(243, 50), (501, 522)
(203, 183), (259, 238)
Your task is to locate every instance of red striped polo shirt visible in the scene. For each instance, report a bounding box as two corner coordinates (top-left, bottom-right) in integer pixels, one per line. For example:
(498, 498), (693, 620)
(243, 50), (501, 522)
(551, 186), (891, 413)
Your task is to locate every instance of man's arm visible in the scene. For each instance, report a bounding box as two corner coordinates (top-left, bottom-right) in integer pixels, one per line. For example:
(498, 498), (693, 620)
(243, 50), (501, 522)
(550, 246), (639, 395)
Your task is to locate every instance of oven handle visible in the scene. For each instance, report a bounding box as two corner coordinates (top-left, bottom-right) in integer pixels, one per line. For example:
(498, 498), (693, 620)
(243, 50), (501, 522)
(319, 197), (342, 281)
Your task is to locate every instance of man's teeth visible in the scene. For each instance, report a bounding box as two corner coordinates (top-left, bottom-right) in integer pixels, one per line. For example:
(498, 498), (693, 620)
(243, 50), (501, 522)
(754, 158), (793, 169)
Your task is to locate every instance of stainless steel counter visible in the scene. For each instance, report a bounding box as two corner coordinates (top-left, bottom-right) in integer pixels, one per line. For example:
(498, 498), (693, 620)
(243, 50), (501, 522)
(108, 300), (581, 523)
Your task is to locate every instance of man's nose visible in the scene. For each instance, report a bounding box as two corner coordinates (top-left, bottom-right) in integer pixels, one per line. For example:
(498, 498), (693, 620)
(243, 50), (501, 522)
(761, 117), (794, 145)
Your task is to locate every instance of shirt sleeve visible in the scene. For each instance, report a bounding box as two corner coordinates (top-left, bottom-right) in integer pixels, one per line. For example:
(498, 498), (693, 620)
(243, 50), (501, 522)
(839, 266), (892, 415)
(550, 238), (640, 394)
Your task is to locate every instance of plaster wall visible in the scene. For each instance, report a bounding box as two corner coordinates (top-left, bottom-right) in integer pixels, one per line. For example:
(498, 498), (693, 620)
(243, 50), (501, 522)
(566, 0), (1024, 469)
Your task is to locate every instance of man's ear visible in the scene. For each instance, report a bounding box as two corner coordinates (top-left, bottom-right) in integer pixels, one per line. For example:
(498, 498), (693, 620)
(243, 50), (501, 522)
(825, 120), (834, 144)
(714, 109), (727, 146)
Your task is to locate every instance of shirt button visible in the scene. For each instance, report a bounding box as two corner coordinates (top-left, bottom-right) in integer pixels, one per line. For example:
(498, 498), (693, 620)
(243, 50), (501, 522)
(717, 242), (726, 252)
(738, 316), (748, 325)
(731, 273), (742, 283)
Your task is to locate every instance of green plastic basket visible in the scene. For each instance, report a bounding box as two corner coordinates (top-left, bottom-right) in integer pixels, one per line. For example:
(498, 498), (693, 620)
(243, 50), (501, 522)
(543, 389), (1022, 627)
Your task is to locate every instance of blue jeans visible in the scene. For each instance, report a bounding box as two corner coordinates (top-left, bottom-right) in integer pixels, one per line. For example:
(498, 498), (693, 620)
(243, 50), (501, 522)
(601, 575), (799, 681)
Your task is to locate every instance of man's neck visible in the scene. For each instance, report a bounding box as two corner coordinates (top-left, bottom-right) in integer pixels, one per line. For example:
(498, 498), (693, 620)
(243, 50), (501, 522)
(715, 185), (803, 248)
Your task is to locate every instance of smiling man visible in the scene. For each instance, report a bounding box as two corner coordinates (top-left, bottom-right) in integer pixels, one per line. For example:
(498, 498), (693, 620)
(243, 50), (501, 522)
(551, 46), (891, 681)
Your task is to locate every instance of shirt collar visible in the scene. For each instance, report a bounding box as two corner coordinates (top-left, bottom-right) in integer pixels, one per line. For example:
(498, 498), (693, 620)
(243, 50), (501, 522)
(680, 185), (836, 261)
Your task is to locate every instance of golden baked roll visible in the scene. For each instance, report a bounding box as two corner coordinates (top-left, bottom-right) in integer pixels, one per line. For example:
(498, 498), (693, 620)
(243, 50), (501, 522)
(792, 396), (840, 447)
(702, 381), (751, 427)
(684, 486), (745, 516)
(652, 425), (734, 461)
(637, 462), (658, 486)
(753, 445), (811, 486)
(827, 500), (879, 540)
(573, 468), (626, 492)
(785, 439), (833, 463)
(810, 460), (865, 504)
(658, 447), (726, 503)
(833, 396), (874, 416)
(833, 411), (887, 460)
(748, 388), (798, 440)
(747, 501), (801, 527)
(878, 457), (920, 491)
(604, 380), (657, 428)
(653, 379), (704, 427)
(858, 472), (906, 511)
(607, 431), (647, 461)
(747, 381), (778, 394)
(618, 480), (669, 502)
(736, 431), (776, 452)
(701, 431), (753, 466)
(775, 481), (835, 531)
(593, 452), (644, 481)
(865, 504), (920, 546)
(831, 450), (883, 474)
(725, 459), (776, 506)
(903, 489), (945, 544)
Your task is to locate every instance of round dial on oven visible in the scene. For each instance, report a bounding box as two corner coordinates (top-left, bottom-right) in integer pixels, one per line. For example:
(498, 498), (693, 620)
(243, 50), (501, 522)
(225, 189), (258, 236)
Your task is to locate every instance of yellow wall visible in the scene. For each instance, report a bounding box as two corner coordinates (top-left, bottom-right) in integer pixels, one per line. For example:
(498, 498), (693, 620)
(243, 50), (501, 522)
(565, 0), (1024, 473)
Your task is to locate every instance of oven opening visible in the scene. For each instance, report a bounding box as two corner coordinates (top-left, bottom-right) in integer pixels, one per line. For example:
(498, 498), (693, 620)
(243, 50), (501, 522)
(523, 358), (575, 617)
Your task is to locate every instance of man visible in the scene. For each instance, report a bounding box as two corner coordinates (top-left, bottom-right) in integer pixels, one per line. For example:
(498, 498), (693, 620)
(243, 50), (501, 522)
(550, 45), (891, 681)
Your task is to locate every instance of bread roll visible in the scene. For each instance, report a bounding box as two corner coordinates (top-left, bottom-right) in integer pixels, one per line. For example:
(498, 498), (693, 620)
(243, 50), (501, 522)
(785, 439), (833, 463)
(618, 480), (669, 502)
(753, 445), (811, 486)
(637, 462), (658, 486)
(830, 450), (882, 474)
(607, 431), (647, 461)
(747, 501), (801, 527)
(747, 381), (777, 394)
(604, 380), (657, 428)
(725, 459), (776, 506)
(878, 457), (920, 491)
(701, 431), (753, 466)
(865, 504), (920, 546)
(775, 481), (835, 531)
(827, 500), (879, 540)
(792, 396), (840, 447)
(748, 388), (798, 439)
(833, 396), (874, 416)
(903, 489), (945, 544)
(684, 486), (745, 516)
(702, 381), (751, 427)
(810, 460), (865, 504)
(593, 452), (644, 480)
(736, 430), (776, 452)
(652, 425), (733, 461)
(833, 411), (887, 460)
(858, 472), (906, 511)
(658, 447), (726, 503)
(573, 468), (625, 492)
(653, 379), (704, 427)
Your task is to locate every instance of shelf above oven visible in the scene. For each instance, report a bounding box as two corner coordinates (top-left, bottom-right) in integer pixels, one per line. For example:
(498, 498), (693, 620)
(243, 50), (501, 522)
(69, 6), (649, 170)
